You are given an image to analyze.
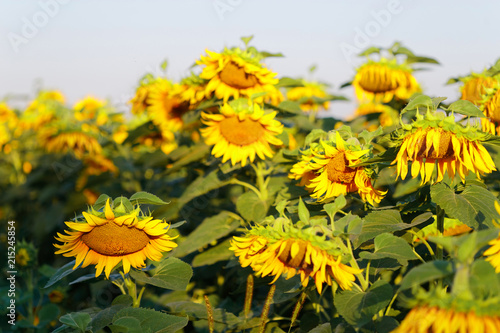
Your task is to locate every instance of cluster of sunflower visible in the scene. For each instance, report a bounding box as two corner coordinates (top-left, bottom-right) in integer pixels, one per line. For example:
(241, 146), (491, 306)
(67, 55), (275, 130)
(4, 39), (500, 332)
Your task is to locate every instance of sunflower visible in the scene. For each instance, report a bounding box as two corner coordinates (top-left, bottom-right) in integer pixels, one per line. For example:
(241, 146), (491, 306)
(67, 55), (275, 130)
(179, 73), (208, 106)
(480, 84), (500, 135)
(54, 198), (177, 278)
(197, 49), (283, 104)
(413, 217), (472, 242)
(290, 132), (385, 205)
(40, 128), (102, 158)
(135, 124), (178, 155)
(147, 78), (190, 132)
(200, 102), (283, 166)
(460, 74), (498, 105)
(393, 110), (496, 184)
(130, 84), (151, 115)
(74, 96), (106, 121)
(286, 81), (330, 112)
(0, 102), (17, 129)
(392, 305), (500, 333)
(229, 218), (362, 293)
(76, 155), (118, 190)
(289, 144), (321, 190)
(352, 59), (420, 103)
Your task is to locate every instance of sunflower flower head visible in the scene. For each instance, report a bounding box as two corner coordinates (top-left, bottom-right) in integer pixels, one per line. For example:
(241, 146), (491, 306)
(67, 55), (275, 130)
(480, 81), (500, 134)
(353, 58), (420, 103)
(39, 125), (103, 159)
(392, 285), (500, 333)
(353, 103), (398, 129)
(460, 73), (498, 105)
(290, 130), (386, 205)
(15, 240), (37, 268)
(73, 96), (107, 121)
(179, 72), (209, 106)
(200, 101), (283, 167)
(392, 107), (496, 184)
(286, 80), (331, 112)
(54, 197), (177, 278)
(229, 215), (362, 294)
(196, 45), (283, 104)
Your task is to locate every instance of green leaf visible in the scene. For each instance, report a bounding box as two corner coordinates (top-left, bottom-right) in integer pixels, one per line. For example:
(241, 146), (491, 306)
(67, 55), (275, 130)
(335, 280), (393, 327)
(129, 191), (168, 206)
(470, 259), (500, 298)
(305, 129), (328, 145)
(355, 210), (430, 247)
(236, 191), (267, 223)
(399, 260), (454, 291)
(324, 194), (346, 223)
(192, 238), (234, 267)
(113, 196), (134, 213)
(160, 59), (168, 71)
(241, 35), (254, 46)
(276, 77), (304, 88)
(113, 307), (188, 333)
(165, 144), (210, 174)
(93, 194), (111, 211)
(406, 55), (440, 65)
(59, 312), (92, 332)
(111, 317), (142, 333)
(358, 46), (380, 57)
(90, 295), (133, 332)
(359, 233), (417, 265)
(276, 101), (304, 115)
(129, 257), (193, 291)
(172, 211), (240, 258)
(44, 260), (78, 288)
(38, 304), (60, 325)
(402, 94), (433, 114)
(445, 100), (485, 118)
(298, 197), (310, 223)
(430, 183), (500, 229)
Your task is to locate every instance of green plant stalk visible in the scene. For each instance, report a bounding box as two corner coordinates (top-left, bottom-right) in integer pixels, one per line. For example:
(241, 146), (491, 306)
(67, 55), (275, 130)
(436, 204), (445, 260)
(452, 262), (473, 300)
(258, 284), (276, 333)
(346, 238), (369, 291)
(253, 161), (271, 201)
(122, 272), (144, 308)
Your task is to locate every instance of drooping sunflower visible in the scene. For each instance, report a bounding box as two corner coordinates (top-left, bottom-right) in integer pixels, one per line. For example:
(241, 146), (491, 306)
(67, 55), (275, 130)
(200, 102), (283, 166)
(286, 81), (330, 112)
(352, 59), (420, 103)
(480, 84), (500, 135)
(460, 74), (498, 105)
(179, 73), (208, 107)
(54, 198), (177, 278)
(40, 127), (102, 159)
(392, 110), (496, 184)
(288, 145), (321, 190)
(197, 49), (283, 104)
(392, 305), (500, 333)
(290, 132), (386, 205)
(76, 155), (118, 191)
(229, 217), (362, 294)
(147, 78), (190, 132)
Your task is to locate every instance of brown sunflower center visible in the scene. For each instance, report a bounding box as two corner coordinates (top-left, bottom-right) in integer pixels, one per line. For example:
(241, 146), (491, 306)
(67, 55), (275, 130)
(218, 116), (265, 145)
(359, 66), (399, 93)
(416, 131), (454, 159)
(219, 61), (258, 89)
(278, 239), (311, 271)
(81, 222), (150, 256)
(325, 152), (357, 183)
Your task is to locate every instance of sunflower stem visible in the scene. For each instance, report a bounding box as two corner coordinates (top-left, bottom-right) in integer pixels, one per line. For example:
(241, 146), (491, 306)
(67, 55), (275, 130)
(408, 230), (435, 256)
(346, 238), (369, 291)
(384, 291), (399, 316)
(436, 204), (445, 260)
(228, 179), (262, 199)
(253, 161), (270, 201)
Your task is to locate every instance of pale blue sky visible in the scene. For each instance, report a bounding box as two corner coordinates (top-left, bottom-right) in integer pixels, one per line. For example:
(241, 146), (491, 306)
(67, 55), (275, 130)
(1, 0), (500, 119)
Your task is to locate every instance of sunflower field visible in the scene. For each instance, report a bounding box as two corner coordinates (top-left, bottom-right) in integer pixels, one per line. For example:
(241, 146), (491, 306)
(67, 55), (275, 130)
(3, 37), (500, 333)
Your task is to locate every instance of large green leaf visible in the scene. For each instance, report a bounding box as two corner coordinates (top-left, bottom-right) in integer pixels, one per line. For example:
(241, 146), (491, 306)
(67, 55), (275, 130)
(359, 233), (417, 265)
(44, 260), (78, 288)
(334, 280), (393, 327)
(113, 307), (188, 333)
(354, 210), (430, 247)
(172, 211), (240, 258)
(236, 191), (268, 222)
(430, 183), (499, 229)
(445, 100), (485, 118)
(90, 295), (133, 332)
(59, 312), (92, 332)
(399, 260), (454, 291)
(130, 191), (168, 206)
(130, 257), (192, 291)
(192, 238), (234, 267)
